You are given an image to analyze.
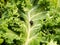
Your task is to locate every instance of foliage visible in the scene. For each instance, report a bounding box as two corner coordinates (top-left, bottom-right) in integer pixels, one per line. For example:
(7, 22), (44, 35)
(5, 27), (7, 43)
(0, 0), (60, 45)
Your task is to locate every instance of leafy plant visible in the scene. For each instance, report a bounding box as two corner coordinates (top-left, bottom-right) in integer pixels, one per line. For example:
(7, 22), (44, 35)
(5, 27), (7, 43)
(0, 0), (60, 45)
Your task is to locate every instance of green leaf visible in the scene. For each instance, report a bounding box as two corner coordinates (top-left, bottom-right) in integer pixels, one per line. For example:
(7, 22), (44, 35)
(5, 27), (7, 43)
(0, 39), (4, 44)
